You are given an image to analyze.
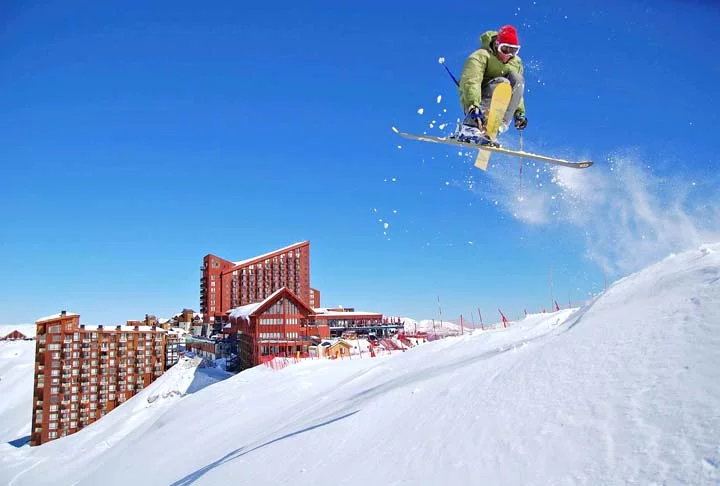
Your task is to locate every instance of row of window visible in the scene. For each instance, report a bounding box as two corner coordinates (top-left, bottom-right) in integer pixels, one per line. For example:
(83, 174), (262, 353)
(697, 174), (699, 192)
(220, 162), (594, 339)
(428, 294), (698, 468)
(258, 332), (300, 340)
(257, 317), (302, 325)
(45, 329), (161, 341)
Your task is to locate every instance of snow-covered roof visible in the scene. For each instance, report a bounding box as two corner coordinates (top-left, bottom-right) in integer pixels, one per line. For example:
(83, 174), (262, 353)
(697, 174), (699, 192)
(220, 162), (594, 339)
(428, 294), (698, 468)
(0, 324), (36, 337)
(227, 288), (286, 320)
(36, 312), (80, 323)
(231, 241), (307, 267)
(312, 308), (382, 317)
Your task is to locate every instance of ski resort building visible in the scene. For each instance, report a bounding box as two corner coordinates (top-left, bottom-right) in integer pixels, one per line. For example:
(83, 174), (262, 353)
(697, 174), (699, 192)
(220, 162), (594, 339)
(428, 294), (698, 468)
(30, 311), (175, 446)
(0, 329), (31, 340)
(226, 287), (331, 370)
(313, 308), (405, 338)
(200, 241), (320, 324)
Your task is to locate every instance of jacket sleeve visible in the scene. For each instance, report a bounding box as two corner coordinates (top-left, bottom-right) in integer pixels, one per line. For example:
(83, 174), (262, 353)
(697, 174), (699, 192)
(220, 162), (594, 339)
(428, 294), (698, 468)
(514, 59), (526, 117)
(458, 51), (488, 112)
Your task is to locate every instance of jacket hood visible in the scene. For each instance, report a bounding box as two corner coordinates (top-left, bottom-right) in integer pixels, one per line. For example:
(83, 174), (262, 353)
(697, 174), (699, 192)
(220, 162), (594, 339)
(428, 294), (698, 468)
(480, 30), (497, 50)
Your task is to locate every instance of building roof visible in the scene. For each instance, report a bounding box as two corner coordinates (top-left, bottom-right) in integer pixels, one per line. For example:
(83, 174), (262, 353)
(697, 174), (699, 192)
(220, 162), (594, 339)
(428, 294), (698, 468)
(230, 241), (308, 267)
(0, 324), (36, 337)
(227, 288), (286, 320)
(36, 312), (80, 323)
(313, 308), (382, 317)
(322, 338), (352, 348)
(227, 286), (315, 321)
(1, 329), (28, 339)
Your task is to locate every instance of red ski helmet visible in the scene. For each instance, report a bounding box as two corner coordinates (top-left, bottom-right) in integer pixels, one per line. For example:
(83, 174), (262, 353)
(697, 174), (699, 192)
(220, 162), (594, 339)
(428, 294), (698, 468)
(496, 25), (520, 63)
(497, 25), (519, 45)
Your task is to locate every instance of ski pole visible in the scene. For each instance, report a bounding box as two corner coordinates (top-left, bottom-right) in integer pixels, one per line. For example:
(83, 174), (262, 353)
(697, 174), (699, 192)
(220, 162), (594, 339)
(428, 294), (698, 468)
(438, 58), (460, 87)
(519, 132), (524, 192)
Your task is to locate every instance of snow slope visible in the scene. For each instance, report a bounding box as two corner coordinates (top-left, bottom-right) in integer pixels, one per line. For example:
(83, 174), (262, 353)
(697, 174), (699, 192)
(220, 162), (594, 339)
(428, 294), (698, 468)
(1, 244), (719, 485)
(0, 340), (35, 446)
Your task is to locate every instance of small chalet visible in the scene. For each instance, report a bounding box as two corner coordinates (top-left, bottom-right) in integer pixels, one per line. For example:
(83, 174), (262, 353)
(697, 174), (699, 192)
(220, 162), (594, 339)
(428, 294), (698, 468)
(322, 339), (353, 359)
(0, 329), (30, 341)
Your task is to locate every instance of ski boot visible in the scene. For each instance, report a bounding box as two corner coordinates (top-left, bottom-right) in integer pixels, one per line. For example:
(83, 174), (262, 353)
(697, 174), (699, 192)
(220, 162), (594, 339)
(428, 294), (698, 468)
(454, 123), (501, 147)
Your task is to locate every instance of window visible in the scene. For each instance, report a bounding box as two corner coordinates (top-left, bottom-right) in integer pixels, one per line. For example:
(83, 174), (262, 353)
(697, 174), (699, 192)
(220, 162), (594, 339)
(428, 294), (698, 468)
(49, 431), (57, 439)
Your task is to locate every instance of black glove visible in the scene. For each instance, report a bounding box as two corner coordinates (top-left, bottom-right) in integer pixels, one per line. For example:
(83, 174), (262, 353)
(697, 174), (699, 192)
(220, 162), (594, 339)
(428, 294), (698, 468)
(514, 114), (528, 130)
(464, 105), (485, 129)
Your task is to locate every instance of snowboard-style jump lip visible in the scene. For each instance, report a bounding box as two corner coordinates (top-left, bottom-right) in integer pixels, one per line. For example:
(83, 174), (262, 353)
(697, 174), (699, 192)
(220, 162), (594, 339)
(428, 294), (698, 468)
(391, 126), (594, 170)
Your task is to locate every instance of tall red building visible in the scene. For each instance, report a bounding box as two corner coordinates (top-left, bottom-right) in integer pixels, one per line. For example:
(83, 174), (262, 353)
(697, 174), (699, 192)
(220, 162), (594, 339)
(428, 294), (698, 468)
(201, 241), (318, 323)
(30, 311), (171, 446)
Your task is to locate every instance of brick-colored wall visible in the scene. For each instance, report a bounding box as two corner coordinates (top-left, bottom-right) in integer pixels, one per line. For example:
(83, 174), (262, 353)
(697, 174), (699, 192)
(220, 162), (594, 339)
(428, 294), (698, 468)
(30, 313), (167, 446)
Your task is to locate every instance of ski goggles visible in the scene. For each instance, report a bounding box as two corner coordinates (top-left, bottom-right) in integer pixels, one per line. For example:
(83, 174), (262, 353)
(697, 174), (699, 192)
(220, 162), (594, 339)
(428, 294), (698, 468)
(498, 43), (521, 56)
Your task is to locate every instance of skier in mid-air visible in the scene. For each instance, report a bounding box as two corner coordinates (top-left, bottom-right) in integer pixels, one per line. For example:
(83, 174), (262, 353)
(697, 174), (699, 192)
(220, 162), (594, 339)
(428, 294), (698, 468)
(456, 25), (528, 144)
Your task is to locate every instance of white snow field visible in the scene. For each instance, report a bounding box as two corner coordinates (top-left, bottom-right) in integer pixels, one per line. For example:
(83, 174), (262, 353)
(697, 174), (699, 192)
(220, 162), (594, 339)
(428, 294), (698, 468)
(1, 244), (719, 485)
(0, 339), (35, 447)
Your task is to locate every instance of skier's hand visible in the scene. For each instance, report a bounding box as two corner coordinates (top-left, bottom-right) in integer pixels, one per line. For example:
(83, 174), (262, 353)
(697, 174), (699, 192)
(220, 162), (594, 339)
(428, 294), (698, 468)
(514, 114), (528, 130)
(466, 105), (484, 129)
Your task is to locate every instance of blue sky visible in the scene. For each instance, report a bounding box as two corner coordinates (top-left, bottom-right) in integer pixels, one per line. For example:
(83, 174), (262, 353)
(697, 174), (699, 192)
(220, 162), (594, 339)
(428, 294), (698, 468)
(1, 0), (718, 325)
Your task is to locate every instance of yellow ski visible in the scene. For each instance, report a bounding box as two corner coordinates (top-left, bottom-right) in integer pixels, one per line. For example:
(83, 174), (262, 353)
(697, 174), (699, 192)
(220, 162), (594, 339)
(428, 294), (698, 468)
(475, 82), (512, 170)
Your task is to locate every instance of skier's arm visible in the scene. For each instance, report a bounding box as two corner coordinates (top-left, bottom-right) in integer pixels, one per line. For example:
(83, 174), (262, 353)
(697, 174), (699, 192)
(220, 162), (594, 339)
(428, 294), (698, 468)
(458, 51), (488, 112)
(514, 59), (526, 117)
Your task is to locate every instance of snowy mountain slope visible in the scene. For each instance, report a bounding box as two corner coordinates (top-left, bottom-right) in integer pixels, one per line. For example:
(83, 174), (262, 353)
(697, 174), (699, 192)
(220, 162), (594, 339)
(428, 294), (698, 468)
(0, 357), (231, 484)
(1, 244), (719, 485)
(0, 340), (35, 446)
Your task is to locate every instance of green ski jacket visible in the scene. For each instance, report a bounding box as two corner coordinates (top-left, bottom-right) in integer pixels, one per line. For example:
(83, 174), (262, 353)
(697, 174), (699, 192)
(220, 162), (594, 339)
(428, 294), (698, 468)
(458, 30), (525, 117)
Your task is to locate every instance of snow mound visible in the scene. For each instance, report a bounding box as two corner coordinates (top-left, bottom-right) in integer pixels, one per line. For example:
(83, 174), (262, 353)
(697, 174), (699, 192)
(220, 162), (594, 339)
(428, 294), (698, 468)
(143, 357), (230, 406)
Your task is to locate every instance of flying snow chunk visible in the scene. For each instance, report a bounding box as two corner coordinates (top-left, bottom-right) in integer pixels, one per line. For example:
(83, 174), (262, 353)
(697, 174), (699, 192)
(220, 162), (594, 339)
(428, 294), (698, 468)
(436, 95), (442, 103)
(438, 57), (445, 64)
(417, 108), (425, 115)
(383, 222), (389, 230)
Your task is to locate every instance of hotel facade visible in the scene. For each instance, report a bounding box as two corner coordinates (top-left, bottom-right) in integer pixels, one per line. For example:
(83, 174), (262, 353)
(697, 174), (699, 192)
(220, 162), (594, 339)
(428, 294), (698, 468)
(200, 241), (319, 323)
(30, 311), (176, 446)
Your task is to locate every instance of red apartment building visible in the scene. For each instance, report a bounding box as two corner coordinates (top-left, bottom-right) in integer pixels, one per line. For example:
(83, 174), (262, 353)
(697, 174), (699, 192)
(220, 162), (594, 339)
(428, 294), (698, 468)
(200, 241), (320, 323)
(226, 287), (330, 370)
(30, 311), (174, 446)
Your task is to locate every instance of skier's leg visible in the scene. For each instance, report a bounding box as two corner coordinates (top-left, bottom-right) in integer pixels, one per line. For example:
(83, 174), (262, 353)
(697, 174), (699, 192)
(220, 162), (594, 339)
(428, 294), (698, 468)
(480, 77), (509, 116)
(501, 71), (525, 130)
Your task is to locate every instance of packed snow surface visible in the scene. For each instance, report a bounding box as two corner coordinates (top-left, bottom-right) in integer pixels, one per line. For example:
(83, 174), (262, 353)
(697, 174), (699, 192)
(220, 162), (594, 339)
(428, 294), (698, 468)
(1, 244), (719, 485)
(0, 340), (35, 446)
